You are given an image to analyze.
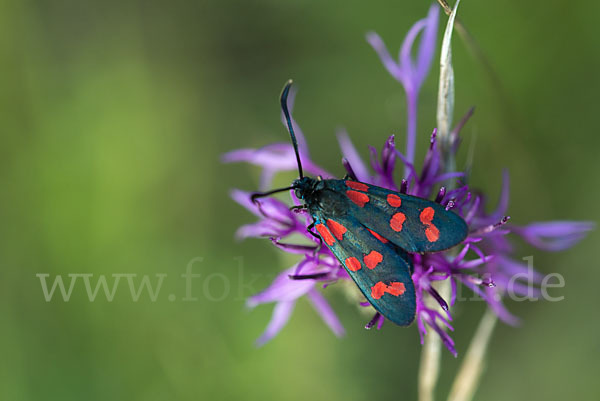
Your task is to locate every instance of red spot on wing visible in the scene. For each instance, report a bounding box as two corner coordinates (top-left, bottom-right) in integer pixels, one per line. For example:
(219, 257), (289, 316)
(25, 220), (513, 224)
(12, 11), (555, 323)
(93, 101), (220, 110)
(371, 282), (386, 299)
(347, 190), (370, 207)
(371, 281), (406, 299)
(387, 194), (402, 207)
(387, 282), (406, 296)
(425, 226), (440, 242)
(364, 250), (383, 269)
(390, 212), (406, 232)
(316, 223), (335, 246)
(345, 257), (362, 272)
(420, 207), (435, 223)
(326, 219), (347, 241)
(346, 181), (369, 192)
(367, 228), (389, 244)
(420, 207), (440, 242)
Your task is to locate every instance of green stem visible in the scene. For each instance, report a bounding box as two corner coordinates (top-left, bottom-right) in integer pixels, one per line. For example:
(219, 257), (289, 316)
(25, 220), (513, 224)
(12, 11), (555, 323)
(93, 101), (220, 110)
(418, 2), (460, 401)
(447, 309), (498, 401)
(418, 280), (451, 401)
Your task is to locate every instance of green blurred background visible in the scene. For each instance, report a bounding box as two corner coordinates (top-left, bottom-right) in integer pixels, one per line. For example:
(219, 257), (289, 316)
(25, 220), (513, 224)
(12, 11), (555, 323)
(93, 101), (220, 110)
(1, 0), (598, 400)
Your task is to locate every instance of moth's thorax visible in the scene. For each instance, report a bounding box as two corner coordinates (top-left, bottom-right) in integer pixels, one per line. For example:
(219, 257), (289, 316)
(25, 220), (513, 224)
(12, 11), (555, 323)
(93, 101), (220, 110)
(294, 177), (348, 217)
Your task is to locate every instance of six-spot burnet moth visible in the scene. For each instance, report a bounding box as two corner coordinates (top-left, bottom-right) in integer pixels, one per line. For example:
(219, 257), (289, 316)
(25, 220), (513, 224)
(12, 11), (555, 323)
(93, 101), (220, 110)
(251, 80), (468, 327)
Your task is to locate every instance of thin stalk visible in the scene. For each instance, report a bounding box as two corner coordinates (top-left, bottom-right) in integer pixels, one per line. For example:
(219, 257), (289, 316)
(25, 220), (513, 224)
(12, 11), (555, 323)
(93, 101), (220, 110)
(435, 3), (501, 400)
(418, 280), (451, 401)
(405, 93), (418, 179)
(418, 2), (460, 401)
(447, 309), (498, 401)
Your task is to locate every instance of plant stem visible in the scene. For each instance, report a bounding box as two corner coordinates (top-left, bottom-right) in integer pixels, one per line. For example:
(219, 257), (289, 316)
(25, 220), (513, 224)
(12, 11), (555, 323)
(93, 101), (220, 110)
(418, 3), (460, 401)
(418, 280), (451, 401)
(405, 93), (418, 179)
(447, 309), (498, 401)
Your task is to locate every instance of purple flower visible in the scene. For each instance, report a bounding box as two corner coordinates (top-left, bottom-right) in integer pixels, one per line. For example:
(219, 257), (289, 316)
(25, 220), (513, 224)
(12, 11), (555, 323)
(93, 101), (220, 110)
(224, 6), (593, 355)
(367, 4), (439, 174)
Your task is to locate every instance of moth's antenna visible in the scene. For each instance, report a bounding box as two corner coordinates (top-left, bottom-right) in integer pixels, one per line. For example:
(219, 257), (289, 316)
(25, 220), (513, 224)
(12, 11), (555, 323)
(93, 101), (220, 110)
(280, 80), (304, 179)
(251, 186), (296, 203)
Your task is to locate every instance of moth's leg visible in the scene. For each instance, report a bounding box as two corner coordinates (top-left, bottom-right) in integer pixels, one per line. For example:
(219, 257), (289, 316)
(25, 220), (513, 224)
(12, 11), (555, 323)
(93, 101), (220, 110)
(289, 204), (308, 213)
(342, 173), (359, 181)
(270, 239), (318, 253)
(288, 272), (329, 280)
(306, 221), (320, 240)
(306, 221), (324, 257)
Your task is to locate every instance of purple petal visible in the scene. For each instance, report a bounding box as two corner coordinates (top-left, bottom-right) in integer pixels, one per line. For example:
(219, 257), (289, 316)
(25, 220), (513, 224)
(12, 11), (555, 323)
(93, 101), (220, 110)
(235, 221), (290, 240)
(336, 129), (371, 181)
(512, 221), (595, 251)
(230, 189), (295, 224)
(375, 136), (398, 190)
(459, 255), (494, 269)
(420, 310), (456, 356)
(495, 277), (542, 299)
(222, 144), (295, 169)
(376, 314), (385, 330)
(450, 277), (458, 306)
(450, 106), (475, 152)
(381, 135), (397, 175)
(395, 149), (418, 188)
(270, 238), (318, 254)
(302, 160), (333, 180)
(223, 145), (330, 191)
(247, 265), (317, 307)
(368, 146), (381, 175)
(307, 289), (345, 337)
(259, 170), (277, 191)
(432, 171), (465, 184)
(483, 288), (521, 326)
(454, 243), (471, 264)
(414, 4), (440, 88)
(230, 189), (262, 217)
(465, 195), (481, 223)
(474, 170), (509, 226)
(399, 19), (427, 90)
(255, 300), (295, 346)
(462, 279), (520, 326)
(366, 32), (405, 82)
(494, 169), (510, 219)
(223, 144), (298, 190)
(495, 256), (545, 283)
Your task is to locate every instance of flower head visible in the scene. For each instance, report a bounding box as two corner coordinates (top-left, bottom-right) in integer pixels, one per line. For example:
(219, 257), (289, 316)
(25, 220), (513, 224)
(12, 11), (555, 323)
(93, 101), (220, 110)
(224, 5), (593, 355)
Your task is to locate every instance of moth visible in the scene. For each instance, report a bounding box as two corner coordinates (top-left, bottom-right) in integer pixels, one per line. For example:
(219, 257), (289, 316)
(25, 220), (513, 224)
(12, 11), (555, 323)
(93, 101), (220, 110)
(252, 81), (467, 326)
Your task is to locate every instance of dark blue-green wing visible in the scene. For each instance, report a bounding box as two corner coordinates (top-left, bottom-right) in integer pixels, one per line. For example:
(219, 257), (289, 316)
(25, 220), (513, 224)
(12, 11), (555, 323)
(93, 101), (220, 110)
(313, 213), (416, 326)
(330, 180), (468, 253)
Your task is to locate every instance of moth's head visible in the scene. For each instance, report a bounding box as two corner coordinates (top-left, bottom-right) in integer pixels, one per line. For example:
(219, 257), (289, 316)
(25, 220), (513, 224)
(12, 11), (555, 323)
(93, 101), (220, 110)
(292, 176), (318, 201)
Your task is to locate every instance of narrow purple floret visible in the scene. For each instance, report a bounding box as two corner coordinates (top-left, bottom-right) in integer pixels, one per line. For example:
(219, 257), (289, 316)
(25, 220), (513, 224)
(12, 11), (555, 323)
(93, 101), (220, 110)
(366, 4), (439, 176)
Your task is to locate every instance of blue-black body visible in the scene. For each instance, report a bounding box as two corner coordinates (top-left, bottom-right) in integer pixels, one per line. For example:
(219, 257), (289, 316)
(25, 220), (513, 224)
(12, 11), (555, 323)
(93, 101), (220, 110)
(294, 176), (468, 326)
